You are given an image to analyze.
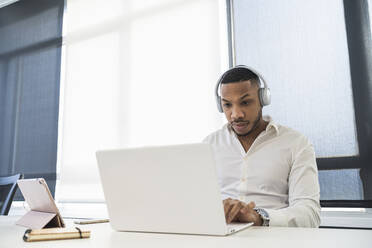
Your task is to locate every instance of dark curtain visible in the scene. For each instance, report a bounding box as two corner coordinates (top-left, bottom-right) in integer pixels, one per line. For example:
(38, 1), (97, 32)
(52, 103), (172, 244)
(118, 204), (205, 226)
(0, 0), (64, 199)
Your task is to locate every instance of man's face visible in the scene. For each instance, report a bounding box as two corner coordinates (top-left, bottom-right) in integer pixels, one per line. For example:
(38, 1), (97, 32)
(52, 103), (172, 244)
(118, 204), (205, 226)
(221, 80), (262, 136)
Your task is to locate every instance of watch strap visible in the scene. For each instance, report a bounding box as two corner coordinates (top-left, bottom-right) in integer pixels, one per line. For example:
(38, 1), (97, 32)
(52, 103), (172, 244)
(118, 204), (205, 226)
(254, 207), (270, 226)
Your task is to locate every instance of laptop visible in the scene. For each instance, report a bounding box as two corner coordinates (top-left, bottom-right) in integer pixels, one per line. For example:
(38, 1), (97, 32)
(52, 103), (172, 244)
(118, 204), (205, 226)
(96, 143), (253, 236)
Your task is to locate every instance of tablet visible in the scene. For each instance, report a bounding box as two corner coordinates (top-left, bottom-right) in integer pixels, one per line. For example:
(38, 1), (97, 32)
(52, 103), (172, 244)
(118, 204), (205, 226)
(17, 178), (65, 228)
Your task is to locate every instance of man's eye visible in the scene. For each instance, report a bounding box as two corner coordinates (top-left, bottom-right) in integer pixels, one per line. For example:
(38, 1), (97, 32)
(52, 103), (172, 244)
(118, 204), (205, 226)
(223, 103), (231, 108)
(242, 100), (252, 105)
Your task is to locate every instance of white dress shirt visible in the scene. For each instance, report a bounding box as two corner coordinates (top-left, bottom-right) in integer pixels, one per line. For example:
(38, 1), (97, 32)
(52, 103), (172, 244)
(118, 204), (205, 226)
(203, 116), (321, 227)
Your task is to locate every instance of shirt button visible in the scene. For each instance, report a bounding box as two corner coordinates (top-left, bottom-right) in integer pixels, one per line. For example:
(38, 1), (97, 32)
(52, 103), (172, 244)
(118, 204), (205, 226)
(241, 178), (246, 182)
(239, 195), (244, 201)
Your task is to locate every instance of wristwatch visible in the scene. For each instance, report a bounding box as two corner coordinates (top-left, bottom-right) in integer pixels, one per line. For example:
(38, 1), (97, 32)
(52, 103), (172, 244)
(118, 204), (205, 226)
(254, 207), (270, 226)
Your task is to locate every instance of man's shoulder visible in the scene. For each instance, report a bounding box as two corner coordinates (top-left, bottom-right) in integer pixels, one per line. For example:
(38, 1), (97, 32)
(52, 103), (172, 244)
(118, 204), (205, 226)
(265, 116), (309, 143)
(276, 123), (312, 146)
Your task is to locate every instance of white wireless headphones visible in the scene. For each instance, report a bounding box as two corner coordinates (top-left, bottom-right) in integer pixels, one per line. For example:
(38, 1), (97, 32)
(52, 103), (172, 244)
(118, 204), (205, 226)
(215, 65), (271, 113)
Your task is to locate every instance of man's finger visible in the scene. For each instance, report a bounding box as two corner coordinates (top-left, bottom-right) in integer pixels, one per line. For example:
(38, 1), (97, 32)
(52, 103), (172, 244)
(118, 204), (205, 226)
(224, 200), (237, 222)
(223, 199), (238, 215)
(223, 198), (232, 205)
(223, 199), (235, 214)
(237, 202), (262, 225)
(226, 201), (244, 223)
(247, 201), (256, 209)
(224, 201), (233, 218)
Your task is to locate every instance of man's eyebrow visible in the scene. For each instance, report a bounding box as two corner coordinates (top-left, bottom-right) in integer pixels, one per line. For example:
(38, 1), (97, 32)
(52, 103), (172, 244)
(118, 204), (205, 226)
(222, 93), (251, 102)
(240, 93), (250, 100)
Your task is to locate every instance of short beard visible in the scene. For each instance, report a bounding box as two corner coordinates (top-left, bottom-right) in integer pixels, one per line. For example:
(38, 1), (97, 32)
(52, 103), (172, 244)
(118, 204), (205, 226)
(231, 109), (262, 137)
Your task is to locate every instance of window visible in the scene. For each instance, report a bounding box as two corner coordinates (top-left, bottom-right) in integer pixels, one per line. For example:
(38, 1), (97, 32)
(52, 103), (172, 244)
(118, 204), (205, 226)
(229, 0), (372, 207)
(56, 0), (228, 202)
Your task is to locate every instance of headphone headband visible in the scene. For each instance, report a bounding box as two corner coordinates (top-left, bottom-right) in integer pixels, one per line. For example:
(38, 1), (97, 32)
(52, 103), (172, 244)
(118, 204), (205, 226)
(215, 65), (271, 113)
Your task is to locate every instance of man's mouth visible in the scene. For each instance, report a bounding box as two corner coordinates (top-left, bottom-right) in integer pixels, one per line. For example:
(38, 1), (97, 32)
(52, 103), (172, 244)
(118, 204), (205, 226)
(231, 122), (249, 132)
(232, 121), (249, 126)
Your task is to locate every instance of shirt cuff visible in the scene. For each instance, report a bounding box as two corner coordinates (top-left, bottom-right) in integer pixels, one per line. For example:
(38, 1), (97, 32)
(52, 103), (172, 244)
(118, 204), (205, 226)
(265, 209), (289, 227)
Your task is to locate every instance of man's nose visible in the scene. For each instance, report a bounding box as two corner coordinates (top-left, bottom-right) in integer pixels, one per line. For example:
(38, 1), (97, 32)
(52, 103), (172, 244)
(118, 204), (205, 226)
(231, 106), (244, 121)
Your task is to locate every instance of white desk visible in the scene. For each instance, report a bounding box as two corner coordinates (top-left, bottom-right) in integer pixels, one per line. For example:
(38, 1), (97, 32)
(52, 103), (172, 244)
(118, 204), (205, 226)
(1, 216), (372, 248)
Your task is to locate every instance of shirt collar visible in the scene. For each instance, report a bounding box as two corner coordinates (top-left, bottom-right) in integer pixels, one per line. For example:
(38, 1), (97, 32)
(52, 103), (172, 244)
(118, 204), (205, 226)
(263, 115), (280, 135)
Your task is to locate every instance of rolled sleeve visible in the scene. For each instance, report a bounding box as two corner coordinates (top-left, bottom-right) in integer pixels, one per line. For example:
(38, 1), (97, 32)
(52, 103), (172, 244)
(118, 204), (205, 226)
(265, 141), (321, 227)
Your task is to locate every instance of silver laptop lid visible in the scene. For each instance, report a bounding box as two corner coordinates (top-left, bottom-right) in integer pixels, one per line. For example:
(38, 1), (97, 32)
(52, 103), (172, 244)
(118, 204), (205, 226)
(96, 143), (227, 235)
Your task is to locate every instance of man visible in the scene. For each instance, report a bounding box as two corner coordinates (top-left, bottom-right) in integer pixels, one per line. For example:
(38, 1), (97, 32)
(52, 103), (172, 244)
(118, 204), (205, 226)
(203, 65), (320, 227)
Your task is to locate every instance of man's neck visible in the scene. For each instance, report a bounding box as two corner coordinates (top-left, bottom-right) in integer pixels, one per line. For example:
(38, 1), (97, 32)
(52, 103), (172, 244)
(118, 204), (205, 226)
(237, 119), (268, 153)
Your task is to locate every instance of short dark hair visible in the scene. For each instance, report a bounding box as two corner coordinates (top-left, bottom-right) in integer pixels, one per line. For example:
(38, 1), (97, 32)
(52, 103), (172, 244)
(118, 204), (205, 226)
(220, 67), (260, 86)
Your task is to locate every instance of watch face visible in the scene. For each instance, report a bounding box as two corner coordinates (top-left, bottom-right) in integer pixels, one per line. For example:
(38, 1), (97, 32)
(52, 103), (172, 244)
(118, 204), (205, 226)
(254, 208), (270, 226)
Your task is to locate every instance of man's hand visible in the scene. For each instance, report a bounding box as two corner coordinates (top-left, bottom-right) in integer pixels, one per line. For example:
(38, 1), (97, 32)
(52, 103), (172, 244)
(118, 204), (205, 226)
(223, 198), (245, 223)
(223, 198), (263, 226)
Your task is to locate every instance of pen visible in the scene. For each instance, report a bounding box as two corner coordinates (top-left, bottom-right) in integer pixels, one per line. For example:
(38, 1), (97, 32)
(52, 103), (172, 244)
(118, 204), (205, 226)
(74, 219), (110, 225)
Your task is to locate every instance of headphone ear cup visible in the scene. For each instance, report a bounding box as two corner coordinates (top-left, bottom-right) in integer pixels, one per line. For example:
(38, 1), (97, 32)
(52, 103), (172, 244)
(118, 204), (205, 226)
(259, 88), (271, 106)
(216, 96), (223, 113)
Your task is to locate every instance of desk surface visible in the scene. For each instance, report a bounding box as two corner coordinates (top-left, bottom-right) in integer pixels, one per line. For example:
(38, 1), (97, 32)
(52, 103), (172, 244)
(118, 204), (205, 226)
(1, 216), (372, 248)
